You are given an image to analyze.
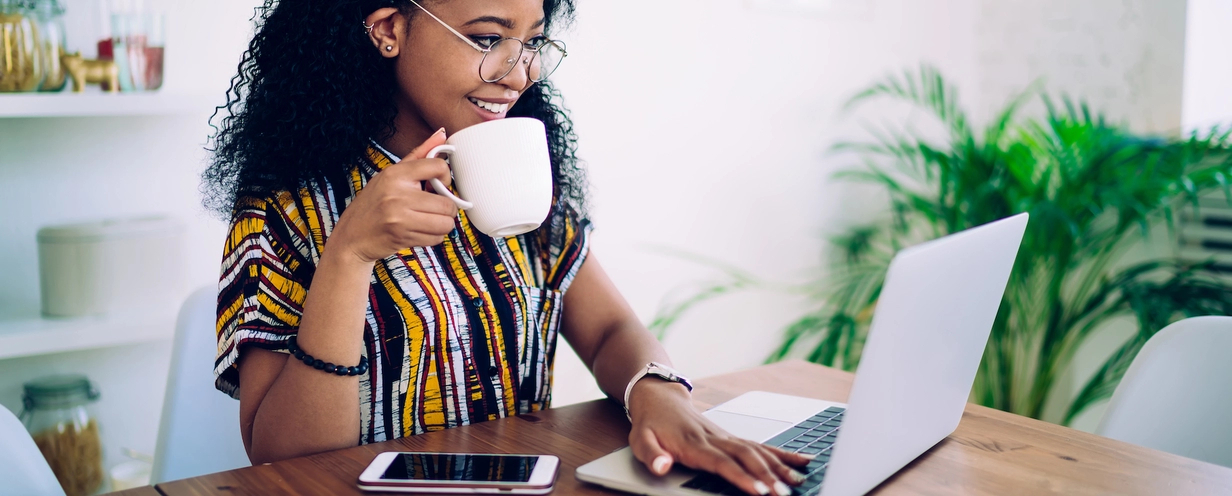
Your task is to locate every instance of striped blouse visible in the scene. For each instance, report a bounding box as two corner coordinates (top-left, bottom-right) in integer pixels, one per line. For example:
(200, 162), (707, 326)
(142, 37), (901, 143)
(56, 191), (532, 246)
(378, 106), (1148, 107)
(214, 145), (592, 443)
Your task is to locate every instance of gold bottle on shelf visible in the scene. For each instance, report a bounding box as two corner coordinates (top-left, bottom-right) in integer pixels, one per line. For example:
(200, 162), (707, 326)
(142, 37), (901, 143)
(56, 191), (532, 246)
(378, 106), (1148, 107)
(0, 0), (46, 92)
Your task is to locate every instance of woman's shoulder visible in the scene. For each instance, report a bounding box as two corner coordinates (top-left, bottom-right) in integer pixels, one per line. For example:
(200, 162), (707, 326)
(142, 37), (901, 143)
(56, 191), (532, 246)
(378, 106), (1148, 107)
(230, 156), (370, 223)
(229, 189), (307, 225)
(225, 187), (326, 241)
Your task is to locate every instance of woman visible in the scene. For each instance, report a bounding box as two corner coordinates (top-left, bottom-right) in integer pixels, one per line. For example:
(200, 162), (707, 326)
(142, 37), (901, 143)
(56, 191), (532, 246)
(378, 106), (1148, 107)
(203, 1), (809, 494)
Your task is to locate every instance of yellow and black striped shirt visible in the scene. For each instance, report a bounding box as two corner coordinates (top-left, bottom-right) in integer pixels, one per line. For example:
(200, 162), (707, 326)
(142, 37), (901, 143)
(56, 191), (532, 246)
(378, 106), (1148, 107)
(214, 145), (591, 443)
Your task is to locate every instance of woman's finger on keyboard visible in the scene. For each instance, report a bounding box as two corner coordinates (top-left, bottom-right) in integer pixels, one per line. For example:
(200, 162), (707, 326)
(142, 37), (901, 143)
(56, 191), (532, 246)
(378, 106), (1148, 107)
(765, 444), (815, 466)
(711, 436), (797, 494)
(756, 444), (810, 485)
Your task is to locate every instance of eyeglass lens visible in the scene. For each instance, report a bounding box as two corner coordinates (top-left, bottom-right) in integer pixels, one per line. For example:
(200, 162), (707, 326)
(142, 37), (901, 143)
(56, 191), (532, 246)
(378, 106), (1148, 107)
(479, 39), (565, 84)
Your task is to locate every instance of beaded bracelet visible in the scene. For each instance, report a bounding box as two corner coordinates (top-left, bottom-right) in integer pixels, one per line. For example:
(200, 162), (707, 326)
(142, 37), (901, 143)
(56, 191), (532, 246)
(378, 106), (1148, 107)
(287, 336), (369, 376)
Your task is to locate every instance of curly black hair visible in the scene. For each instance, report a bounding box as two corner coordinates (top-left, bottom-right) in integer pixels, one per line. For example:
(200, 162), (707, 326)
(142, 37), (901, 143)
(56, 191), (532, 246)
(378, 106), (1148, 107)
(202, 0), (586, 219)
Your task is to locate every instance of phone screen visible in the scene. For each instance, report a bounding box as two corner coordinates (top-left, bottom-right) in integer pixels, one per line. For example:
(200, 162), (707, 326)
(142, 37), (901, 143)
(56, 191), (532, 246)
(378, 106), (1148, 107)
(380, 453), (540, 483)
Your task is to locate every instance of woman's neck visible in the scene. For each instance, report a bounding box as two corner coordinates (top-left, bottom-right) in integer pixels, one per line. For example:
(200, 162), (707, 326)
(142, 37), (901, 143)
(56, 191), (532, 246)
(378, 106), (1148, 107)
(381, 99), (435, 159)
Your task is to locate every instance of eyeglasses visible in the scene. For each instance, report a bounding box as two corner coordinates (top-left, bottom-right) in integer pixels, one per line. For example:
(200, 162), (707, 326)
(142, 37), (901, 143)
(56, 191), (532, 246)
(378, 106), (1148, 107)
(405, 0), (567, 86)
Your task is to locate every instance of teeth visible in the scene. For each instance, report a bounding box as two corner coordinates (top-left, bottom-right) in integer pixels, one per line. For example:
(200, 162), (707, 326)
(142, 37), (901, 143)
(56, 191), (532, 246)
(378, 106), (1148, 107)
(468, 97), (508, 114)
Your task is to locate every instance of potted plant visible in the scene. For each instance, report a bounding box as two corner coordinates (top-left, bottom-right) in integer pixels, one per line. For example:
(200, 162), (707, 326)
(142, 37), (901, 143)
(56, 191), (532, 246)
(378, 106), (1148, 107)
(652, 66), (1232, 424)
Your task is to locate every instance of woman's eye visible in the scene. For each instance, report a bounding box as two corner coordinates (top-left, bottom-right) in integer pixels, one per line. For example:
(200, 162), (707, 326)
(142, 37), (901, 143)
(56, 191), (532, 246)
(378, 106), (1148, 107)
(470, 36), (501, 49)
(526, 36), (549, 49)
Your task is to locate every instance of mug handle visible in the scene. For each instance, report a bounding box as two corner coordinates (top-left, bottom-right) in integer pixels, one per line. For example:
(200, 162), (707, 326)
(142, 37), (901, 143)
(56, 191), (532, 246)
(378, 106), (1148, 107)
(425, 144), (474, 210)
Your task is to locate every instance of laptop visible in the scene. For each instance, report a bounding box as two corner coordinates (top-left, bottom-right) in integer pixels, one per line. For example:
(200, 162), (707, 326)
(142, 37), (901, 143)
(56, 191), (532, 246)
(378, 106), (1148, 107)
(576, 213), (1029, 496)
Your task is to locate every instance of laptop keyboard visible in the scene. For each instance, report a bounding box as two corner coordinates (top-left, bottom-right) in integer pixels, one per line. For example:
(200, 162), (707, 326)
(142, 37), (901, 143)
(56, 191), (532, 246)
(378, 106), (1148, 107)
(680, 406), (846, 496)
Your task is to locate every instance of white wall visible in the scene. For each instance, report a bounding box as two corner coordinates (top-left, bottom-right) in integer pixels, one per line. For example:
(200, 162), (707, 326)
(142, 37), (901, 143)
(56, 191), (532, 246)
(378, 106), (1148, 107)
(548, 0), (983, 405)
(975, 0), (1188, 134)
(1181, 0), (1232, 132)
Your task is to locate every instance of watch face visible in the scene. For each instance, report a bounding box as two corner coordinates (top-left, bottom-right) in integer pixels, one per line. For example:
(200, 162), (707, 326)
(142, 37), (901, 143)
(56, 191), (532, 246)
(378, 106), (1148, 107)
(649, 362), (674, 374)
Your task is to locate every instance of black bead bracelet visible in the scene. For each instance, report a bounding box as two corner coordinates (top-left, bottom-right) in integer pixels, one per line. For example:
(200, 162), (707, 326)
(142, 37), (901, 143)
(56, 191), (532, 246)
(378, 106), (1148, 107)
(287, 336), (369, 376)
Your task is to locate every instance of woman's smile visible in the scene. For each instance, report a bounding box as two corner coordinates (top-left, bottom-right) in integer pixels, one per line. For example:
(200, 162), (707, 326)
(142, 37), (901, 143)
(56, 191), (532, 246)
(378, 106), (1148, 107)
(467, 96), (516, 121)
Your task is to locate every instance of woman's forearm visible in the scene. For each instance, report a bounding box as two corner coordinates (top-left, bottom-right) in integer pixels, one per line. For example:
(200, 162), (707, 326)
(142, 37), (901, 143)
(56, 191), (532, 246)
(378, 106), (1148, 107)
(557, 257), (692, 414)
(587, 322), (688, 410)
(247, 248), (374, 463)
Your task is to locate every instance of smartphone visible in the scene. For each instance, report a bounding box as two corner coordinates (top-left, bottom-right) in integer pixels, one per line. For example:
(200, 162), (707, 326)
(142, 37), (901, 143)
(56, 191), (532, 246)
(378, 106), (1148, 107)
(357, 452), (560, 494)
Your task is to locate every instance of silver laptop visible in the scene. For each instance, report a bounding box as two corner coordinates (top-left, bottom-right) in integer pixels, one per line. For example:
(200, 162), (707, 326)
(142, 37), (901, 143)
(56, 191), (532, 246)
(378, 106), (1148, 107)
(577, 213), (1029, 496)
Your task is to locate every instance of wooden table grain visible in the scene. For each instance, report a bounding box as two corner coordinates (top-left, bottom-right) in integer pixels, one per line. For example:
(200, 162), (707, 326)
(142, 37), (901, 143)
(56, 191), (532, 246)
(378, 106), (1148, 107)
(153, 360), (1232, 495)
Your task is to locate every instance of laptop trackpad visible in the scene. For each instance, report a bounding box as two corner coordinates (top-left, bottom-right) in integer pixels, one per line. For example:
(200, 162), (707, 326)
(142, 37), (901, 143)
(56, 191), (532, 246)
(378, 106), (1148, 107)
(702, 410), (794, 443)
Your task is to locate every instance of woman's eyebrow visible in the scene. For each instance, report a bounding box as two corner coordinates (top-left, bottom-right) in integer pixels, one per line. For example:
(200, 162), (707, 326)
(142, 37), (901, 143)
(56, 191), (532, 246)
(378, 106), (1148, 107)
(462, 16), (547, 30)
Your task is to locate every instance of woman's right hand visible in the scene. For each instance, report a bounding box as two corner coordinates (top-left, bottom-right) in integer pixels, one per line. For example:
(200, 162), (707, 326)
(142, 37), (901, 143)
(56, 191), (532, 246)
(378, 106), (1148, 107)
(331, 128), (458, 264)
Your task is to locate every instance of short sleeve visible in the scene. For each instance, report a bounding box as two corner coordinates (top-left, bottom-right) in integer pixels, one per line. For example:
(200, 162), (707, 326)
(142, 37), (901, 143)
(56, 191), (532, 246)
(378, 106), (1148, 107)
(214, 193), (314, 399)
(538, 200), (594, 295)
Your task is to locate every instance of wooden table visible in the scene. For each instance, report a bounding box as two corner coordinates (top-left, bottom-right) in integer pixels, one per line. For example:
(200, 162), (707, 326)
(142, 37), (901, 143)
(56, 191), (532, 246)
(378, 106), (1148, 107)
(145, 360), (1232, 495)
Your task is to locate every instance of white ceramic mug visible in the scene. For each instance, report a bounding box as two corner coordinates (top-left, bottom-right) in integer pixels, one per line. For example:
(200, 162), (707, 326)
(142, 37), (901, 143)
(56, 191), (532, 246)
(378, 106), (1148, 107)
(426, 118), (554, 237)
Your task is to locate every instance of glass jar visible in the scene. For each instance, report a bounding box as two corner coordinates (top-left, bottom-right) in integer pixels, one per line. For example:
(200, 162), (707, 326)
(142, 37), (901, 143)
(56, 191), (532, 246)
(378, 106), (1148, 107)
(20, 375), (105, 496)
(142, 11), (163, 90)
(109, 10), (143, 91)
(0, 0), (45, 92)
(32, 0), (67, 91)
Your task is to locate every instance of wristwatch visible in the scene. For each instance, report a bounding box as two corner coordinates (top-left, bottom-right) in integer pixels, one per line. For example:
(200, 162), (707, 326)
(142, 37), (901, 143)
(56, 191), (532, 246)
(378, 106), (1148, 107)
(623, 362), (693, 421)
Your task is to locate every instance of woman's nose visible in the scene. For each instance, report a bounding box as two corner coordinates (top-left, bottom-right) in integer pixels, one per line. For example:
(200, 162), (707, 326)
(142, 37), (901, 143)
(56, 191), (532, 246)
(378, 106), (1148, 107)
(501, 54), (533, 90)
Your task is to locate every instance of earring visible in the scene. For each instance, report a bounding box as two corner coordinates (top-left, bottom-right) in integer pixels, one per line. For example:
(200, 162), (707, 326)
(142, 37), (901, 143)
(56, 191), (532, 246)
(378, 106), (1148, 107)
(385, 45), (393, 52)
(362, 20), (374, 35)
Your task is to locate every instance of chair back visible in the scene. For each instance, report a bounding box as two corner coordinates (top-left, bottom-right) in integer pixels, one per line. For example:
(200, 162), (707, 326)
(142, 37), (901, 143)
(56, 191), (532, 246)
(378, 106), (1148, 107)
(151, 285), (250, 482)
(1098, 316), (1232, 468)
(0, 404), (66, 496)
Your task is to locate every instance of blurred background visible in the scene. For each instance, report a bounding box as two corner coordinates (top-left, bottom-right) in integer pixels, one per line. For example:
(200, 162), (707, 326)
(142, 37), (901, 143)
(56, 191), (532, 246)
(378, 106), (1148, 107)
(0, 0), (1228, 491)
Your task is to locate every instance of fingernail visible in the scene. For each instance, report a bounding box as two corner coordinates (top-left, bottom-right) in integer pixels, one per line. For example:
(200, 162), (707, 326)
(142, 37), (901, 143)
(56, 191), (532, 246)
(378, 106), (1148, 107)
(798, 453), (817, 460)
(651, 455), (672, 475)
(790, 470), (807, 483)
(752, 481), (771, 495)
(774, 480), (792, 496)
(435, 127), (446, 136)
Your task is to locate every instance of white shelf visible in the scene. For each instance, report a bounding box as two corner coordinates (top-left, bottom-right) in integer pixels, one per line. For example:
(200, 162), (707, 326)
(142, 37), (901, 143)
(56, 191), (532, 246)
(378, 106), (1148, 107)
(0, 90), (219, 118)
(0, 310), (177, 360)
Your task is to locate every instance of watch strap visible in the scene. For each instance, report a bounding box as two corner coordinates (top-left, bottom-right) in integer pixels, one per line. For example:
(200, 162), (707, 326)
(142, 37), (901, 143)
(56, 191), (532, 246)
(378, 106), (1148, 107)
(622, 362), (693, 421)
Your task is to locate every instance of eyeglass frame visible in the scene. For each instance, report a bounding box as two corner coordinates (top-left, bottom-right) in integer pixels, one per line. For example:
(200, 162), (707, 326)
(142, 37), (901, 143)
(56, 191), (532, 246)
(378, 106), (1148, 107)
(386, 0), (567, 86)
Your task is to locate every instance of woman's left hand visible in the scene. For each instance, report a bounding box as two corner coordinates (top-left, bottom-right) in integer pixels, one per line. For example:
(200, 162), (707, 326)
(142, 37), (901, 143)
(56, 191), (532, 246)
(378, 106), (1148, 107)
(626, 381), (813, 496)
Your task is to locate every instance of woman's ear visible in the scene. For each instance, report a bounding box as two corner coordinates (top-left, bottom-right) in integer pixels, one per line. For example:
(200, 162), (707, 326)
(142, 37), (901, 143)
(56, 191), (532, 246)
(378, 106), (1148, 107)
(365, 7), (404, 57)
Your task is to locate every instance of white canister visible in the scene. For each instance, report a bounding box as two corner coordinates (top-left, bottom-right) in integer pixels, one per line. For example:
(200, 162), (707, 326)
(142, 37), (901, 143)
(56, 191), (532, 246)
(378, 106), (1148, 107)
(37, 216), (185, 318)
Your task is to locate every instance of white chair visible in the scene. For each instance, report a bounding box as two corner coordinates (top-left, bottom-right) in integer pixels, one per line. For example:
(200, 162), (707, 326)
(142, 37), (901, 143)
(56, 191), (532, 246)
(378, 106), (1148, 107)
(151, 285), (251, 482)
(1097, 316), (1232, 468)
(0, 404), (66, 496)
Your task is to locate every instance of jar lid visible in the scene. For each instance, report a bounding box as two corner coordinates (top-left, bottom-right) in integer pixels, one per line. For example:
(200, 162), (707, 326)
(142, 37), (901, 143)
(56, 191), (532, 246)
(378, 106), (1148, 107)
(36, 215), (183, 243)
(23, 375), (100, 410)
